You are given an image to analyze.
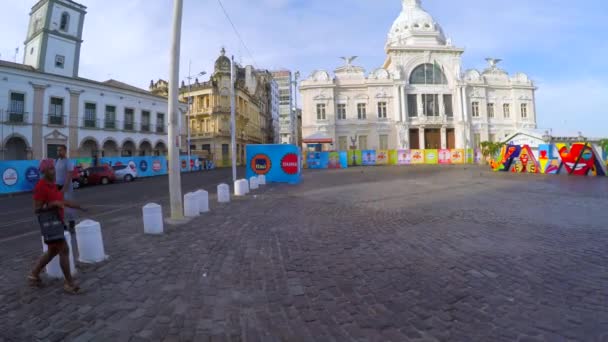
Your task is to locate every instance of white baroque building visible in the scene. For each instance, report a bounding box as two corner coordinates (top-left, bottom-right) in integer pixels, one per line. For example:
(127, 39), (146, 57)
(300, 0), (537, 151)
(0, 0), (184, 161)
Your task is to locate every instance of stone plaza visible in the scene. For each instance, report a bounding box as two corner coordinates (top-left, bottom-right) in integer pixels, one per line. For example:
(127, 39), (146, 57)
(0, 166), (607, 341)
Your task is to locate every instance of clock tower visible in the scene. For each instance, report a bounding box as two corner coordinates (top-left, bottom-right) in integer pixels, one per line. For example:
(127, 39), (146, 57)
(24, 0), (87, 78)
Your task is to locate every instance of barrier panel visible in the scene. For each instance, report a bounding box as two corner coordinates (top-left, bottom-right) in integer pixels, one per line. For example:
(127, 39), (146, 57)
(246, 144), (302, 184)
(0, 155), (215, 195)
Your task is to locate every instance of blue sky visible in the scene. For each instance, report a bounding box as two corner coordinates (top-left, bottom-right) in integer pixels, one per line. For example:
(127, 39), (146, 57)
(1, 0), (607, 137)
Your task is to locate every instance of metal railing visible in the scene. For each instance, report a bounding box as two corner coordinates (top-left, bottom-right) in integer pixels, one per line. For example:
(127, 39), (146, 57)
(156, 125), (165, 134)
(83, 118), (97, 128)
(124, 122), (135, 131)
(1, 110), (29, 124)
(105, 120), (117, 129)
(140, 124), (150, 132)
(47, 114), (65, 126)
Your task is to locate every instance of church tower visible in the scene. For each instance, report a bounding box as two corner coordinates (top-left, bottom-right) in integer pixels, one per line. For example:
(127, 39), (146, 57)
(24, 0), (87, 78)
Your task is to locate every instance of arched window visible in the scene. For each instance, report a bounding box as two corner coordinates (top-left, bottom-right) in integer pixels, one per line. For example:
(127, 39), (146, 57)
(60, 12), (69, 31)
(409, 63), (447, 85)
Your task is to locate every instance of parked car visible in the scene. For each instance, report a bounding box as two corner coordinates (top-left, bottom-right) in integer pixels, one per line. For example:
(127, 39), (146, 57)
(112, 164), (137, 182)
(71, 166), (88, 189)
(84, 165), (116, 185)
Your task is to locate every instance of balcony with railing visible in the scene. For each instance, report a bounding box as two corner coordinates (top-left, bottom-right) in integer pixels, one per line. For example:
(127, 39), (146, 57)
(104, 119), (117, 130)
(47, 114), (65, 126)
(124, 121), (135, 131)
(407, 115), (454, 126)
(155, 124), (165, 134)
(83, 117), (98, 129)
(1, 110), (29, 124)
(140, 123), (151, 132)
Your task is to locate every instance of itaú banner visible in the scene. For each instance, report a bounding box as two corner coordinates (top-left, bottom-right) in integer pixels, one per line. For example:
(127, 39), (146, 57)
(246, 144), (302, 184)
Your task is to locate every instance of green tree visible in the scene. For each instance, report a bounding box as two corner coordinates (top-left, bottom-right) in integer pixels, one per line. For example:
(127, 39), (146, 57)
(599, 139), (608, 151)
(480, 141), (503, 164)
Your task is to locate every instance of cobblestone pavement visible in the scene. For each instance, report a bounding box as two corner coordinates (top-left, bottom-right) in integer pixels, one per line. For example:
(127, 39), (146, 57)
(1, 166), (607, 341)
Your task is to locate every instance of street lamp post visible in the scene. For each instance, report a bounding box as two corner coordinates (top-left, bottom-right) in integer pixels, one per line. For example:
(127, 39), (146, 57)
(167, 0), (184, 219)
(292, 71), (300, 147)
(185, 63), (206, 172)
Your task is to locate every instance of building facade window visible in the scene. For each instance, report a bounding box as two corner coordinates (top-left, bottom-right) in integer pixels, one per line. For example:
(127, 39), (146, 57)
(443, 94), (453, 117)
(422, 94), (439, 116)
(9, 92), (25, 114)
(316, 103), (326, 120)
(49, 97), (64, 125)
(409, 63), (447, 85)
(55, 55), (65, 69)
(503, 104), (510, 118)
(379, 135), (388, 150)
(378, 102), (387, 119)
(337, 104), (346, 120)
(338, 136), (348, 151)
(124, 108), (134, 131)
(407, 94), (417, 117)
(488, 103), (495, 118)
(141, 111), (150, 131)
(471, 102), (480, 117)
(489, 134), (496, 142)
(358, 135), (368, 150)
(473, 133), (481, 147)
(105, 105), (116, 129)
(59, 12), (70, 31)
(84, 103), (96, 128)
(357, 103), (367, 120)
(521, 103), (528, 118)
(156, 113), (165, 133)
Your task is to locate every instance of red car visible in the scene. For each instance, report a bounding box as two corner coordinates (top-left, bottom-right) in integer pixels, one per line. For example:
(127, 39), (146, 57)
(83, 165), (116, 186)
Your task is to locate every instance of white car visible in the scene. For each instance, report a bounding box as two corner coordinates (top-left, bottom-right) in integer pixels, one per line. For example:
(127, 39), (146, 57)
(112, 164), (137, 182)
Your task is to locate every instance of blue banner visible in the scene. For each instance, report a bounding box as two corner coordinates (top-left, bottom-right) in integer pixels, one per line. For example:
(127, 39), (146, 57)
(246, 144), (302, 184)
(339, 152), (348, 169)
(361, 150), (377, 166)
(0, 160), (41, 194)
(307, 152), (329, 169)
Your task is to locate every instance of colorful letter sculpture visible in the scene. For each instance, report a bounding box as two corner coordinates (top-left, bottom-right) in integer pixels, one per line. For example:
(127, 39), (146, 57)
(559, 143), (606, 176)
(493, 145), (540, 173)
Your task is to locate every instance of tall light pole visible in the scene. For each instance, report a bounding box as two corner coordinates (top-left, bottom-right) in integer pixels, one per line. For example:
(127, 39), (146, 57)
(230, 55), (237, 183)
(185, 62), (206, 172)
(167, 0), (184, 219)
(292, 71), (300, 147)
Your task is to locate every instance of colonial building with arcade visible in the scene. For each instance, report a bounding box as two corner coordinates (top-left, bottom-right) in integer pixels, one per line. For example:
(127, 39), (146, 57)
(300, 0), (537, 151)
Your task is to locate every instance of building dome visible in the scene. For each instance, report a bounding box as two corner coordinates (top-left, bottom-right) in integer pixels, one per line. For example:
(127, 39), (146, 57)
(214, 48), (231, 74)
(386, 0), (446, 48)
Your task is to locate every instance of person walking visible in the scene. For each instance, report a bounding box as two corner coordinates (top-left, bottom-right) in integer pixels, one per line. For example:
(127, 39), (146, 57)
(29, 159), (83, 294)
(55, 145), (76, 233)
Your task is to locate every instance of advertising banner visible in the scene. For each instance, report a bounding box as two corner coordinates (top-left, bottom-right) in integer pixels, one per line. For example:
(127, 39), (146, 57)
(425, 149), (439, 164)
(328, 152), (341, 169)
(376, 150), (389, 165)
(247, 144), (302, 184)
(411, 150), (425, 164)
(450, 149), (465, 164)
(466, 149), (474, 164)
(474, 149), (483, 164)
(0, 160), (41, 194)
(339, 152), (348, 169)
(361, 150), (376, 166)
(388, 150), (398, 165)
(438, 149), (451, 164)
(397, 150), (411, 165)
(347, 150), (362, 166)
(307, 152), (328, 169)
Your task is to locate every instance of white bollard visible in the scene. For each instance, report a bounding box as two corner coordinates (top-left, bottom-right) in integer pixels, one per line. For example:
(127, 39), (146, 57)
(42, 231), (76, 278)
(241, 179), (250, 194)
(258, 174), (266, 185)
(234, 179), (247, 196)
(250, 176), (259, 190)
(142, 203), (164, 235)
(75, 220), (107, 264)
(184, 192), (200, 217)
(196, 190), (209, 213)
(217, 183), (230, 203)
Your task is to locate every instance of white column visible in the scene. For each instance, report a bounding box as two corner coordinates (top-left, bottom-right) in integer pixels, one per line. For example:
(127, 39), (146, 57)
(400, 86), (407, 121)
(417, 94), (423, 116)
(440, 126), (447, 149)
(438, 93), (445, 117)
(419, 126), (425, 149)
(393, 85), (401, 122)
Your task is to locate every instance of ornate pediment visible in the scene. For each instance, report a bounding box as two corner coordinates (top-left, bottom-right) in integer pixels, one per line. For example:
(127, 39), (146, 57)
(44, 129), (68, 140)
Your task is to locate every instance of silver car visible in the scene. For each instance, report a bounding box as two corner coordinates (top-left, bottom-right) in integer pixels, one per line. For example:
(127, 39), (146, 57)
(111, 164), (137, 182)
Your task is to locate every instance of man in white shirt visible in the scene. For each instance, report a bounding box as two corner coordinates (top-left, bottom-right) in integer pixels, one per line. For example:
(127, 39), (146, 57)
(55, 145), (76, 232)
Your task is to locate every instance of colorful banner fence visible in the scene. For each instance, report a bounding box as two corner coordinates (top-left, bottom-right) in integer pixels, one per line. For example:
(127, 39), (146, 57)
(491, 143), (607, 177)
(305, 149), (480, 168)
(0, 155), (214, 195)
